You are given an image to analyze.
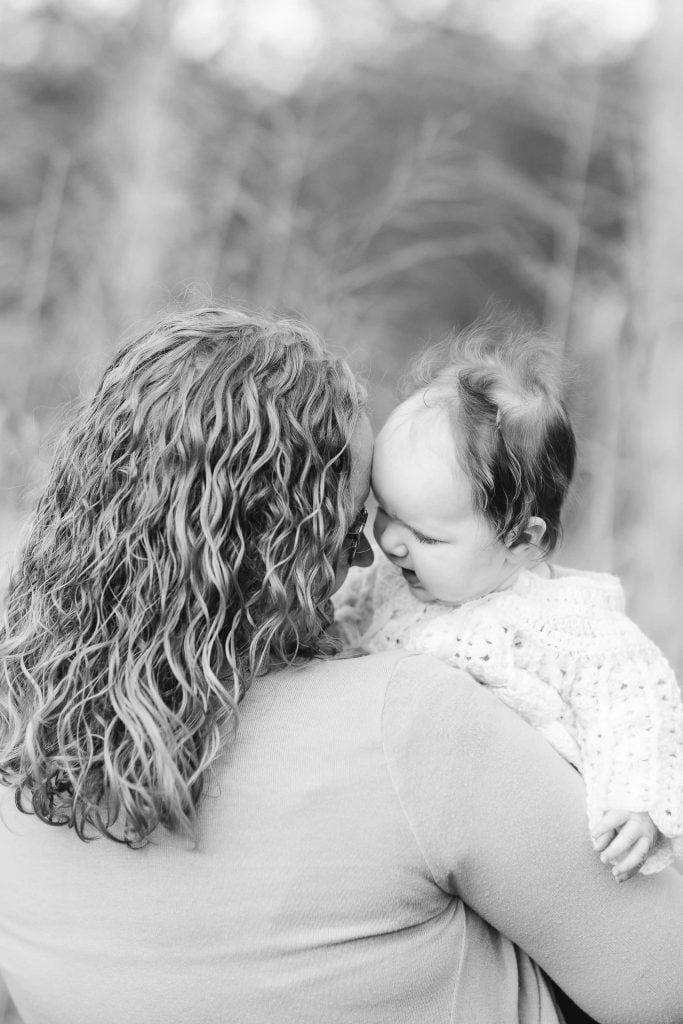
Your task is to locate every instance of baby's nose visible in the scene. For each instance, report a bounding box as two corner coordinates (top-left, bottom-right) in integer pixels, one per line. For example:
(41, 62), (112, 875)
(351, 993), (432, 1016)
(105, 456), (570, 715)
(374, 514), (409, 559)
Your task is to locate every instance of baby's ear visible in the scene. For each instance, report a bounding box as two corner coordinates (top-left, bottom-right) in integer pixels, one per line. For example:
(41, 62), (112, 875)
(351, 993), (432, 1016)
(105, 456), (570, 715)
(505, 517), (547, 559)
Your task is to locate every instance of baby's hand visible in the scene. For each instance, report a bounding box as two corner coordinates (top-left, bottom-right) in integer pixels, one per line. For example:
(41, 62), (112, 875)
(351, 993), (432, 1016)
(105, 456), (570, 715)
(591, 809), (658, 882)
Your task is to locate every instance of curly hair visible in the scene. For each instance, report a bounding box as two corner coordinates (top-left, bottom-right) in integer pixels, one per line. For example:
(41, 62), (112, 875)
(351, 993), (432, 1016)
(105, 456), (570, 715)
(0, 308), (365, 846)
(405, 311), (576, 554)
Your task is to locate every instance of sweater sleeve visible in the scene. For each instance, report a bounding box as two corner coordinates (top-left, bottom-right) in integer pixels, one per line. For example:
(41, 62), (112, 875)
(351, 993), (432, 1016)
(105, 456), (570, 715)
(382, 654), (683, 1024)
(567, 628), (683, 872)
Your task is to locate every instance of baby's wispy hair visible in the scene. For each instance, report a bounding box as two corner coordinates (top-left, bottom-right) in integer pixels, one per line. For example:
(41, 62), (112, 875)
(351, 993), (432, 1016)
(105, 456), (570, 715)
(404, 310), (576, 554)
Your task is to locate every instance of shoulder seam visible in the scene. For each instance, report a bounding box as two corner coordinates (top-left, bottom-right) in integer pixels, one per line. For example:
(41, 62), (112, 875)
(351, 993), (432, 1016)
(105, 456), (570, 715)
(379, 655), (448, 891)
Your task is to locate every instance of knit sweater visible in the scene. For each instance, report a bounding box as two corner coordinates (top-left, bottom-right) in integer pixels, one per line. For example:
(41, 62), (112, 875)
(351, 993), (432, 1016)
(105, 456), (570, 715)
(334, 561), (683, 873)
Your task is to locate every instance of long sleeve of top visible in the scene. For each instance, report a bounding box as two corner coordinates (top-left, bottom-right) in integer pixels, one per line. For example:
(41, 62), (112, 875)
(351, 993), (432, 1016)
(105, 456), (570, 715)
(336, 561), (683, 873)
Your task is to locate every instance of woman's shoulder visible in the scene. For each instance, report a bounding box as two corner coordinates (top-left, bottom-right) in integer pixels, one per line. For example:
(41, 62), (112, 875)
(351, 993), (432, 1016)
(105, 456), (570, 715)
(304, 650), (481, 727)
(381, 652), (497, 744)
(317, 649), (469, 692)
(386, 650), (479, 689)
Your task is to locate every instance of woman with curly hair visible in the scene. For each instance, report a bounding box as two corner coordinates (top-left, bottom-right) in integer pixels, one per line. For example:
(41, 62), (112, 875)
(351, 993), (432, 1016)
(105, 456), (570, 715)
(0, 307), (681, 1024)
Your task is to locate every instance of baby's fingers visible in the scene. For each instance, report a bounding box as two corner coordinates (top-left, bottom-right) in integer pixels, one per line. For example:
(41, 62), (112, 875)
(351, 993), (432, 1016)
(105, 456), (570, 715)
(592, 829), (616, 854)
(611, 836), (653, 883)
(591, 809), (630, 854)
(591, 809), (631, 839)
(599, 820), (648, 866)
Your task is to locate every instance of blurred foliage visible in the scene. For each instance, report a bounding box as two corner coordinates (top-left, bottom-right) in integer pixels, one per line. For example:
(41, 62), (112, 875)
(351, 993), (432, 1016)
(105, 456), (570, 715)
(0, 5), (636, 433)
(2, 0), (681, 670)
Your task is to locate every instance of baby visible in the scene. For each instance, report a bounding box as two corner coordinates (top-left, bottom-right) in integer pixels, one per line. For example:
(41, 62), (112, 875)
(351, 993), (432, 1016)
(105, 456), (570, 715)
(335, 315), (683, 881)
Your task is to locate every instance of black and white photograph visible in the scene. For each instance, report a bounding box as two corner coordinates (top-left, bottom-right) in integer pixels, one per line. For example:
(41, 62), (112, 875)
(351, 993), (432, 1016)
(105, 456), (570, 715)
(0, 1), (682, 1022)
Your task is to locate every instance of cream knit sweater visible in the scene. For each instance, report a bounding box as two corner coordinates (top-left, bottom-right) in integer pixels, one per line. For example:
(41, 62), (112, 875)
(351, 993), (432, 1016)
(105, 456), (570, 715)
(334, 561), (683, 873)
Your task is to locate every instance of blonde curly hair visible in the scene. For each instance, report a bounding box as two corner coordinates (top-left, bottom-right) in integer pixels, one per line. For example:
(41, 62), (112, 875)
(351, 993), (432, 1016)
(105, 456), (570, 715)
(0, 308), (365, 846)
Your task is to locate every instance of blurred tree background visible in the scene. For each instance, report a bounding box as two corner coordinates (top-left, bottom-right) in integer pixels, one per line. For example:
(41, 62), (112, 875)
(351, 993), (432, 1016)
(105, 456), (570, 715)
(1, 0), (682, 674)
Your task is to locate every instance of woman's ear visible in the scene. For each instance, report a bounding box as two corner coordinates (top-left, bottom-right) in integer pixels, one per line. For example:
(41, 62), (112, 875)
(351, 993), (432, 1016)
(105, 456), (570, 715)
(505, 517), (547, 560)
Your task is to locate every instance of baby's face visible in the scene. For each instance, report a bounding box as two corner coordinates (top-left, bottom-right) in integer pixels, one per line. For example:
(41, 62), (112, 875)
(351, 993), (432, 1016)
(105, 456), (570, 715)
(372, 397), (514, 606)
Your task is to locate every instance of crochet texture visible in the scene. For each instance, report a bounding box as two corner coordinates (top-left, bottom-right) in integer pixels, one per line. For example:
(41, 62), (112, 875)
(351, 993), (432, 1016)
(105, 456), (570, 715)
(334, 560), (683, 874)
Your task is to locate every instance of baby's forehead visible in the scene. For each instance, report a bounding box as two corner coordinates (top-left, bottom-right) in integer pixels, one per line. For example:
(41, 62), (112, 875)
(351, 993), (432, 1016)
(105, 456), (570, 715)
(375, 396), (463, 483)
(382, 391), (455, 444)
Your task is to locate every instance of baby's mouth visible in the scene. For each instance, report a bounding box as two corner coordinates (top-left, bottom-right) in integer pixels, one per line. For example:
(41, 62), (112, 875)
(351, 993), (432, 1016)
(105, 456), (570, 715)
(401, 568), (419, 585)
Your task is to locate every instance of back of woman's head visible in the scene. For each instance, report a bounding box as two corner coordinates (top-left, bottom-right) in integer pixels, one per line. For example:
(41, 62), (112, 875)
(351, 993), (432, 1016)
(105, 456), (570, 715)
(405, 311), (576, 554)
(0, 307), (364, 845)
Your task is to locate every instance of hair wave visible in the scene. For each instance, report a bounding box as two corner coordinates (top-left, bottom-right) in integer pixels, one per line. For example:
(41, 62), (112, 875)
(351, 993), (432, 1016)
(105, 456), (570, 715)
(0, 308), (364, 845)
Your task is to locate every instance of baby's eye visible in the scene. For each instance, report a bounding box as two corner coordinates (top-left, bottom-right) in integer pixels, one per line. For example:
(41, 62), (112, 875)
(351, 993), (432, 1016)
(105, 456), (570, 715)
(413, 530), (441, 545)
